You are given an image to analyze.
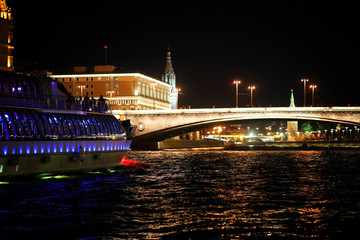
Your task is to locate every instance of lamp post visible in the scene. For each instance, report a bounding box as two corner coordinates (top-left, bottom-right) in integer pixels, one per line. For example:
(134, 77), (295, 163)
(176, 88), (181, 109)
(301, 78), (309, 106)
(233, 80), (241, 108)
(309, 84), (317, 107)
(248, 85), (255, 107)
(150, 83), (157, 109)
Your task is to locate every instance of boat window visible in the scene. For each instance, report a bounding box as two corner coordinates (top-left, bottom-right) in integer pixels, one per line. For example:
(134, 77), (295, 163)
(103, 116), (115, 135)
(80, 116), (91, 136)
(53, 115), (70, 138)
(52, 115), (63, 138)
(46, 115), (58, 137)
(23, 109), (40, 139)
(85, 116), (96, 136)
(0, 112), (9, 140)
(8, 110), (24, 139)
(2, 111), (16, 140)
(92, 115), (106, 136)
(89, 115), (100, 136)
(63, 115), (76, 138)
(41, 115), (54, 138)
(32, 112), (47, 138)
(17, 110), (31, 139)
(110, 116), (124, 134)
(71, 116), (82, 137)
(74, 116), (86, 137)
(96, 115), (110, 136)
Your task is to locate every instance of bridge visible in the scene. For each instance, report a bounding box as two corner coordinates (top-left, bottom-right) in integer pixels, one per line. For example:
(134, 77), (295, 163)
(115, 106), (360, 142)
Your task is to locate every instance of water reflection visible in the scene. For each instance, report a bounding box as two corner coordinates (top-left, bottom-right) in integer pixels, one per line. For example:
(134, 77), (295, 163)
(0, 150), (359, 239)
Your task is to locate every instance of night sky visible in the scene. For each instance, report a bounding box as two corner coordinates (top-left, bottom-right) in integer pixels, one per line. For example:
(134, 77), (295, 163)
(8, 1), (359, 108)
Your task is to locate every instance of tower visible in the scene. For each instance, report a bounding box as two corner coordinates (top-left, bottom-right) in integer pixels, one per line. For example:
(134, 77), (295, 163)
(287, 89), (298, 140)
(0, 0), (14, 71)
(289, 89), (295, 107)
(162, 50), (178, 109)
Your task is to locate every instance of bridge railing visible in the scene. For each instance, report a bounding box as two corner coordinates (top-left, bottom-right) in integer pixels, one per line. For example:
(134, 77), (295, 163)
(115, 106), (360, 116)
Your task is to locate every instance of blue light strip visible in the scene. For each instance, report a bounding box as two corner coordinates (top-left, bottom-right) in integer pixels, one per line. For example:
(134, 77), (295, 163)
(0, 140), (131, 156)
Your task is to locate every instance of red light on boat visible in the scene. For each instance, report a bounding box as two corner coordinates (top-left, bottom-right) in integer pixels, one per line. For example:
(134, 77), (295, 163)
(121, 157), (147, 167)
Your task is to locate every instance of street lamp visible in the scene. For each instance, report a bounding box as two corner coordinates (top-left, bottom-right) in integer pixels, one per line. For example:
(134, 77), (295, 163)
(301, 78), (309, 106)
(176, 88), (181, 109)
(248, 85), (255, 107)
(233, 80), (241, 108)
(309, 84), (317, 107)
(150, 83), (157, 109)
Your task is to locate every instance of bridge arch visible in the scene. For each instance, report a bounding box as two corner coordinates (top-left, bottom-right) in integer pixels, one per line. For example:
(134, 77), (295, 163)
(132, 115), (360, 142)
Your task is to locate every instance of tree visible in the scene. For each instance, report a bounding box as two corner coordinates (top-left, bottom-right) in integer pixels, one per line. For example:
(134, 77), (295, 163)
(301, 122), (313, 133)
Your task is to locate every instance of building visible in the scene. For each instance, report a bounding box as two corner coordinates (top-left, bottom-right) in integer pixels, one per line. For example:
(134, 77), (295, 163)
(51, 65), (172, 110)
(0, 0), (14, 71)
(162, 50), (179, 109)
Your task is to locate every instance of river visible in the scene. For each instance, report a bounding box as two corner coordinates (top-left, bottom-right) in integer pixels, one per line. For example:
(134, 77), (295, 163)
(0, 150), (359, 239)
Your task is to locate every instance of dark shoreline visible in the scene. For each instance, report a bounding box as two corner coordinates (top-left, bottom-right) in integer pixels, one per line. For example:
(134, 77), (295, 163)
(223, 145), (360, 151)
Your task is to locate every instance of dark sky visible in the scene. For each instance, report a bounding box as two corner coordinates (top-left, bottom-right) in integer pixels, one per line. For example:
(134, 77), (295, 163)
(8, 0), (359, 108)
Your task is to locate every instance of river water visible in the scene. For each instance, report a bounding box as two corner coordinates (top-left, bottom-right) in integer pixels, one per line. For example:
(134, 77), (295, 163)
(0, 150), (359, 239)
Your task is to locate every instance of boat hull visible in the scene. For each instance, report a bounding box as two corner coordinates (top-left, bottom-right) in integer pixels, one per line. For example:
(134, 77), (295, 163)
(0, 140), (131, 176)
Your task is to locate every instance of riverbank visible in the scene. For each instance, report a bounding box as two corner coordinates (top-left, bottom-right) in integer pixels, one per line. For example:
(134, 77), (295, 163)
(143, 139), (360, 150)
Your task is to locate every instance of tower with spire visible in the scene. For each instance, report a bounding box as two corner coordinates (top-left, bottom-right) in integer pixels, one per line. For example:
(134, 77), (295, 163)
(287, 89), (298, 140)
(289, 89), (295, 107)
(162, 49), (178, 109)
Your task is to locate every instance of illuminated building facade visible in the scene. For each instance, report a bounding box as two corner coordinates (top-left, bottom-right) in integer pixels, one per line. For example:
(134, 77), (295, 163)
(0, 0), (14, 71)
(51, 65), (172, 110)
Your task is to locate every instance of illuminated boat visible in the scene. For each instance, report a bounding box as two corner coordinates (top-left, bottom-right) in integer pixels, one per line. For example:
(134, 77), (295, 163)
(0, 71), (133, 177)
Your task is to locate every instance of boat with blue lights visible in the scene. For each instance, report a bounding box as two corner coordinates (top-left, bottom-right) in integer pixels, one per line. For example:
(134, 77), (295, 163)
(0, 71), (134, 177)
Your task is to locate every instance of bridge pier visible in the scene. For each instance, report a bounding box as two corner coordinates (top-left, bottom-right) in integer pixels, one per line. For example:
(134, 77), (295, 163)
(131, 139), (225, 150)
(131, 140), (164, 150)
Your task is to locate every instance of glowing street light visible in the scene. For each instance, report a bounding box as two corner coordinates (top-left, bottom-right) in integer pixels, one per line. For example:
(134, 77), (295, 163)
(175, 88), (181, 109)
(233, 80), (241, 108)
(248, 85), (255, 107)
(309, 84), (317, 107)
(301, 78), (309, 106)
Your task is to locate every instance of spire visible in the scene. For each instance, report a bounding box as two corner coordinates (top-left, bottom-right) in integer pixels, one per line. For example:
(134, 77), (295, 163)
(162, 48), (178, 109)
(289, 89), (295, 107)
(163, 51), (174, 81)
(162, 49), (176, 88)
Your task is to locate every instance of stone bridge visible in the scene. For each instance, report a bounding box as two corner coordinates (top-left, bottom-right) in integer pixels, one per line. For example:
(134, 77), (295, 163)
(114, 107), (360, 142)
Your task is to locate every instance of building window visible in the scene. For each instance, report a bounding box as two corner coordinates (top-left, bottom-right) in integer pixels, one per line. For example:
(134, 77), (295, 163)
(69, 85), (72, 89)
(106, 84), (109, 89)
(91, 78), (93, 81)
(138, 84), (141, 95)
(113, 84), (118, 88)
(98, 77), (101, 80)
(114, 77), (118, 80)
(142, 84), (145, 95)
(91, 84), (93, 88)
